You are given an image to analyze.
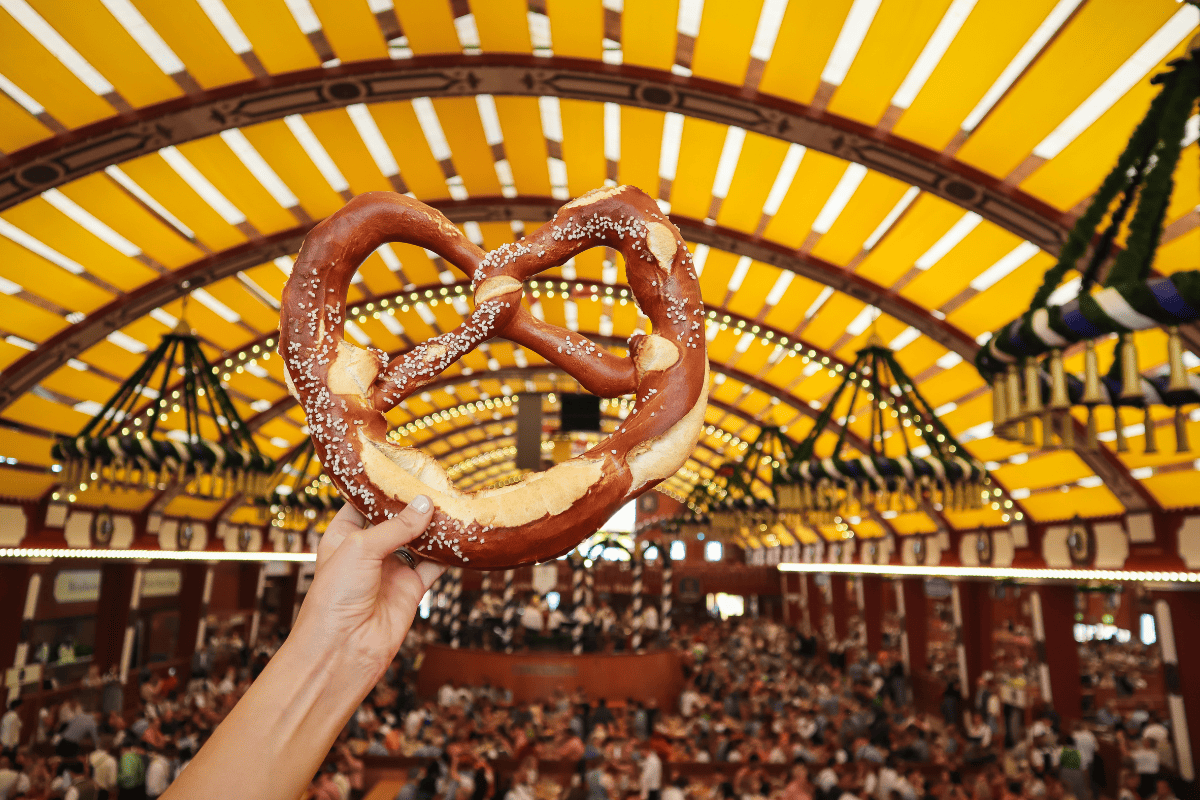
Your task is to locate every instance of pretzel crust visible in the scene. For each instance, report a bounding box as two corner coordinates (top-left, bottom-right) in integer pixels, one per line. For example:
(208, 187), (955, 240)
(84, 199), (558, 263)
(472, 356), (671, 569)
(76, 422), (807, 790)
(280, 186), (708, 569)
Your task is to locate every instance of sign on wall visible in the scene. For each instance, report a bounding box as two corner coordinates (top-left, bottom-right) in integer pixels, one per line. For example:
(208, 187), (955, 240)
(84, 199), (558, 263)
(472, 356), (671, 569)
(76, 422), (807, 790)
(53, 570), (101, 604)
(141, 569), (182, 598)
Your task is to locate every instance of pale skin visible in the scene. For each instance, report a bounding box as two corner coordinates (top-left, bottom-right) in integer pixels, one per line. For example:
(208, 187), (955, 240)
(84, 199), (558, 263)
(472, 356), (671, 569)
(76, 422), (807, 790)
(163, 495), (444, 800)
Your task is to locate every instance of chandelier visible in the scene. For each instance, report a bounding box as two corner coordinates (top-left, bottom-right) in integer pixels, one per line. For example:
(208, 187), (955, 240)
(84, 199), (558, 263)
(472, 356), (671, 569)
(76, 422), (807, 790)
(658, 341), (986, 544)
(777, 342), (988, 526)
(256, 440), (344, 528)
(52, 318), (274, 500)
(975, 45), (1199, 453)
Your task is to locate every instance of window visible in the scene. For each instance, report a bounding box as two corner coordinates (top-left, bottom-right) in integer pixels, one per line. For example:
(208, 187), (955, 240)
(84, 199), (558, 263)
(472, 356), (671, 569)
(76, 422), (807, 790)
(705, 540), (723, 562)
(669, 540), (686, 561)
(643, 544), (659, 562)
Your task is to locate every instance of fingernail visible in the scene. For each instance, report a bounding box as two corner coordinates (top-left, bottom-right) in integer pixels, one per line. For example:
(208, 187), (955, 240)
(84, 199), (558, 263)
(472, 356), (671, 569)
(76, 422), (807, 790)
(410, 494), (431, 514)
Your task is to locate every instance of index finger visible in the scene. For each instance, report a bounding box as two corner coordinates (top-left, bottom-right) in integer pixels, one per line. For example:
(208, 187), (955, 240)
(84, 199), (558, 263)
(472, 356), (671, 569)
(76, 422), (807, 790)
(317, 502), (367, 566)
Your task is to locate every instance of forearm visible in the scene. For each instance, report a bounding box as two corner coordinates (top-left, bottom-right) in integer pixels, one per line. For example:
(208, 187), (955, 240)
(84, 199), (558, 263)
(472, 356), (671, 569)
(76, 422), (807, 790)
(163, 630), (379, 800)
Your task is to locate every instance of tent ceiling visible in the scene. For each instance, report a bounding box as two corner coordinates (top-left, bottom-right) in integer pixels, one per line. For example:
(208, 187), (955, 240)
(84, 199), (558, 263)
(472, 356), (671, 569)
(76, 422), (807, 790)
(0, 0), (1196, 536)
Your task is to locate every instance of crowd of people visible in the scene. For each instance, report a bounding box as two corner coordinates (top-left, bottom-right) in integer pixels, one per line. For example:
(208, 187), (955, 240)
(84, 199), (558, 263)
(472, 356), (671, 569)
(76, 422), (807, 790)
(0, 594), (1186, 800)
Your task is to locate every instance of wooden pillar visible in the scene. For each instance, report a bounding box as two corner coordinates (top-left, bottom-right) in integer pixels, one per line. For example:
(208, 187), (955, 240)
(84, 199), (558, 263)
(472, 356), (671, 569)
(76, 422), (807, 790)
(237, 564), (266, 647)
(175, 564), (210, 670)
(0, 565), (31, 671)
(93, 563), (136, 677)
(1152, 591), (1200, 782)
(900, 578), (928, 677)
(862, 575), (884, 655)
(1035, 584), (1083, 724)
(829, 574), (849, 642)
(957, 581), (994, 696)
(805, 573), (827, 653)
(276, 564), (300, 632)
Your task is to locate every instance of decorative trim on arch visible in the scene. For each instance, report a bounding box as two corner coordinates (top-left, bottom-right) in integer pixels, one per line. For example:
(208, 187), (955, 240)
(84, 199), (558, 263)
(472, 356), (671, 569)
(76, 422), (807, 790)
(0, 198), (1150, 514)
(0, 56), (1070, 253)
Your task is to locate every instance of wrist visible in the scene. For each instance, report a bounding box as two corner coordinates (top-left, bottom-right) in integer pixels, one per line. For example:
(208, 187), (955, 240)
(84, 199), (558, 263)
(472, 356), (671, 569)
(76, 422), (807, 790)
(284, 616), (386, 702)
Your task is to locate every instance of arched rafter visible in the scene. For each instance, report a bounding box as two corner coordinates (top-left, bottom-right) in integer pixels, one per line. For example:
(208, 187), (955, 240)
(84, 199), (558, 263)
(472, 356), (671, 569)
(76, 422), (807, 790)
(0, 195), (1144, 511)
(0, 56), (1070, 254)
(257, 364), (900, 537)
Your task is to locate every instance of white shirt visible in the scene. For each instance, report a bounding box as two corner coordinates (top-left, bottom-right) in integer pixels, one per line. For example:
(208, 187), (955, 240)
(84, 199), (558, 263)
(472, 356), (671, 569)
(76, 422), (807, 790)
(405, 709), (426, 738)
(663, 787), (685, 800)
(521, 606), (544, 632)
(1133, 747), (1160, 774)
(0, 768), (31, 800)
(1073, 730), (1098, 769)
(639, 752), (663, 797)
(89, 750), (119, 791)
(680, 689), (701, 718)
(145, 754), (172, 797)
(0, 711), (20, 749)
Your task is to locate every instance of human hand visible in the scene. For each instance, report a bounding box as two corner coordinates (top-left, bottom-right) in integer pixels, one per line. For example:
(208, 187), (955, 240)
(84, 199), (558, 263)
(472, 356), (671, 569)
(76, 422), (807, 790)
(291, 496), (446, 686)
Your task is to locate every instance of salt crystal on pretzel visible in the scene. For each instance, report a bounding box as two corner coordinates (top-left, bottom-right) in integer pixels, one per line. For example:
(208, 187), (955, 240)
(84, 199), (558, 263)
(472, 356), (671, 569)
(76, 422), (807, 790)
(280, 186), (708, 569)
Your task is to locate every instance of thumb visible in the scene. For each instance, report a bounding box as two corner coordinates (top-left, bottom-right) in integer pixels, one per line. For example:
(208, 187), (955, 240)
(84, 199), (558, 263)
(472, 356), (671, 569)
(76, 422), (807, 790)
(356, 495), (434, 561)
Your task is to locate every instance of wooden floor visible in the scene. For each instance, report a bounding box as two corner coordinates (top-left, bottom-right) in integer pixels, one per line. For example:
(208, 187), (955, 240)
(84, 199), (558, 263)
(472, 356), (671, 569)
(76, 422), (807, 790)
(364, 779), (404, 800)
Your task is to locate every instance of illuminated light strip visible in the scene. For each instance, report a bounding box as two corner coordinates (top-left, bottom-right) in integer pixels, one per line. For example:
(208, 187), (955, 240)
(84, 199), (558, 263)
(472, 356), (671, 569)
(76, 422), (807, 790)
(159, 147), (247, 225)
(347, 104), (400, 178)
(821, 0), (883, 86)
(105, 166), (196, 239)
(890, 0), (978, 109)
(960, 0), (1082, 131)
(777, 562), (1200, 583)
(0, 71), (44, 115)
(0, 547), (315, 562)
(1032, 4), (1199, 160)
(100, 0), (186, 75)
(0, 0), (114, 95)
(219, 130), (300, 209)
(284, 115), (350, 194)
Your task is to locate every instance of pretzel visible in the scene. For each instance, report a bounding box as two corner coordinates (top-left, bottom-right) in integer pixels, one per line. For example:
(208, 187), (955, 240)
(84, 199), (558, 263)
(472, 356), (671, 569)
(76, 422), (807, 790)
(279, 186), (708, 569)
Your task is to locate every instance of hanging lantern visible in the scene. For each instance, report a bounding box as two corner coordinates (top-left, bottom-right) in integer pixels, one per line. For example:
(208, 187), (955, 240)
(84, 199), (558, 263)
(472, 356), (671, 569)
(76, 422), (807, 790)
(975, 45), (1199, 454)
(51, 318), (274, 500)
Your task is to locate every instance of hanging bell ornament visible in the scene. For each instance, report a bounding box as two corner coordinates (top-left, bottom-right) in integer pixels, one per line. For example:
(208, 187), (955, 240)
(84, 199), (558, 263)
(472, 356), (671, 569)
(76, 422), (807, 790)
(1143, 406), (1158, 455)
(993, 375), (1009, 426)
(1083, 341), (1103, 404)
(1167, 326), (1191, 393)
(1086, 406), (1100, 449)
(1024, 358), (1043, 415)
(1041, 410), (1057, 449)
(1175, 407), (1191, 453)
(1120, 334), (1143, 400)
(1006, 364), (1023, 420)
(1048, 350), (1070, 409)
(1022, 417), (1037, 447)
(1115, 408), (1129, 453)
(1059, 411), (1076, 450)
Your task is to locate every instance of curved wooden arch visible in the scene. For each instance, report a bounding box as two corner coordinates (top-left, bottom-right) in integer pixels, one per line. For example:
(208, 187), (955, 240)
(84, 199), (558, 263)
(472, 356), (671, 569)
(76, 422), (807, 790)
(0, 197), (970, 412)
(257, 364), (900, 536)
(0, 194), (1146, 510)
(0, 55), (1069, 254)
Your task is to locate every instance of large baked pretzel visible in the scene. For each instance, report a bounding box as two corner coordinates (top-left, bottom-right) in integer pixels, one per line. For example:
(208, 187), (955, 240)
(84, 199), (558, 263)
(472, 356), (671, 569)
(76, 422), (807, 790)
(279, 186), (708, 569)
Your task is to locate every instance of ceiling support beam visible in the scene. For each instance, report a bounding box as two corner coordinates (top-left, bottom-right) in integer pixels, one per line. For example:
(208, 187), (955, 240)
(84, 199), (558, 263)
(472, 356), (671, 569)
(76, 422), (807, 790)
(257, 364), (901, 537)
(0, 195), (1149, 512)
(0, 56), (1069, 253)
